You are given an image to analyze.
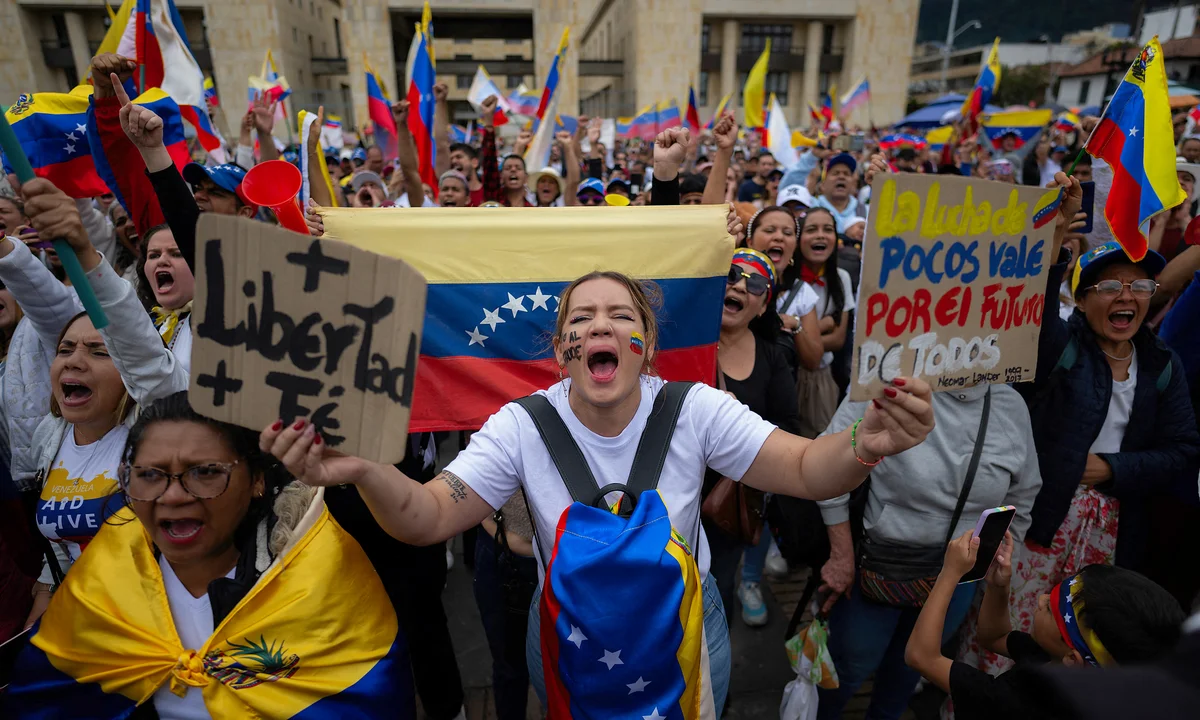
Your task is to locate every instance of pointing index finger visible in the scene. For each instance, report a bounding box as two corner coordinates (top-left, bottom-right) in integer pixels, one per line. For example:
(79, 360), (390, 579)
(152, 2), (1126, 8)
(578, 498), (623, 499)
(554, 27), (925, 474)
(111, 73), (131, 106)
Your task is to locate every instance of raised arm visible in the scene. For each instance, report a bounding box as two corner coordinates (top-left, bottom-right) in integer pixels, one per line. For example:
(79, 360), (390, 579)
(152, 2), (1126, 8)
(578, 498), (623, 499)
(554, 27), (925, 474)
(650, 127), (688, 206)
(740, 375), (934, 499)
(479, 96), (502, 204)
(703, 113), (736, 205)
(391, 101), (426, 207)
(251, 94), (280, 162)
(0, 234), (79, 359)
(433, 83), (451, 178)
(304, 105), (333, 209)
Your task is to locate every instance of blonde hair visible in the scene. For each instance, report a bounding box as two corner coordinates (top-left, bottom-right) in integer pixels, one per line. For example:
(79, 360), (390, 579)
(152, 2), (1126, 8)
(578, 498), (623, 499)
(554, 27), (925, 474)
(553, 271), (662, 374)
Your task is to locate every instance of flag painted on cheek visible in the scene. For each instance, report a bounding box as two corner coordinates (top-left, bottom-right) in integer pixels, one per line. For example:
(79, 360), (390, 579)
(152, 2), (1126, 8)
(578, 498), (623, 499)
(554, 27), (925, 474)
(630, 332), (645, 355)
(319, 205), (733, 431)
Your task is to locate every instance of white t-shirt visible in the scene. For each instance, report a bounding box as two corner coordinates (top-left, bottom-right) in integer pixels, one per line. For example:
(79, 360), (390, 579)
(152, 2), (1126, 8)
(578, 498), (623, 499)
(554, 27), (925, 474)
(776, 281), (820, 321)
(1090, 348), (1138, 454)
(1040, 159), (1063, 189)
(1059, 279), (1076, 322)
(444, 376), (778, 579)
(153, 556), (235, 720)
(392, 192), (437, 208)
(807, 268), (857, 368)
(37, 426), (130, 583)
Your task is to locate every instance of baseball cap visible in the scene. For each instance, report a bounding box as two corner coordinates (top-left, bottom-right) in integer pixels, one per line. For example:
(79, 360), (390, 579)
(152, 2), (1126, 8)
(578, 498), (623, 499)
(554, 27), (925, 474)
(606, 177), (631, 191)
(1052, 145), (1069, 154)
(1177, 157), (1200, 201)
(351, 171), (385, 192)
(777, 183), (815, 208)
(577, 177), (605, 197)
(1070, 241), (1167, 296)
(351, 147), (367, 164)
(827, 152), (857, 174)
(183, 162), (255, 210)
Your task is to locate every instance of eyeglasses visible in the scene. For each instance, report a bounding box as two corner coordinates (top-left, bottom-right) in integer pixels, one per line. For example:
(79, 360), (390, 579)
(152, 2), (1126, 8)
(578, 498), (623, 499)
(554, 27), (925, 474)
(1084, 279), (1159, 299)
(119, 461), (240, 502)
(577, 194), (605, 205)
(727, 266), (771, 296)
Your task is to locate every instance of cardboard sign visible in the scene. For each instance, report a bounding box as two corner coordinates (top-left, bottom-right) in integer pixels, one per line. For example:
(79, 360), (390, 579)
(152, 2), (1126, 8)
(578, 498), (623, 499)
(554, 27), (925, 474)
(190, 215), (427, 464)
(850, 173), (1059, 400)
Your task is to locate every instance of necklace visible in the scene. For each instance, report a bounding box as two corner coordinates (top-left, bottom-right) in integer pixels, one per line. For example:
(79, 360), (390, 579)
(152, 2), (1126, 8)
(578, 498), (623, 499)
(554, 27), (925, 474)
(1101, 343), (1133, 362)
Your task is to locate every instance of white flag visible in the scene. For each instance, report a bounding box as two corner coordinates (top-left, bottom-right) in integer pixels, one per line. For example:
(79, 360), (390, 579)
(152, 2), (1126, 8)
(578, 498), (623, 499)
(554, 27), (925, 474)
(467, 66), (511, 112)
(767, 94), (799, 169)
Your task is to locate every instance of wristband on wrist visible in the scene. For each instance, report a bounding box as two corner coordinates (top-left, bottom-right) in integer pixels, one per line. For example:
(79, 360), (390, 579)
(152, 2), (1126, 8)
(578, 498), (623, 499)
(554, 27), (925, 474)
(850, 418), (882, 467)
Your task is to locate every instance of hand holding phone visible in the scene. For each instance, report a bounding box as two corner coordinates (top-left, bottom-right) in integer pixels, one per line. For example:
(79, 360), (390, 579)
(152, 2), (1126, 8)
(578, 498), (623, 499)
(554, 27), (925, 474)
(959, 506), (1017, 584)
(1078, 180), (1095, 234)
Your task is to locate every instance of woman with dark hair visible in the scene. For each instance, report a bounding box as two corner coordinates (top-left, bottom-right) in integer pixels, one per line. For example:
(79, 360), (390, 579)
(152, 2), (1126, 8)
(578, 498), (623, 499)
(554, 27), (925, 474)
(792, 206), (853, 438)
(5, 392), (414, 719)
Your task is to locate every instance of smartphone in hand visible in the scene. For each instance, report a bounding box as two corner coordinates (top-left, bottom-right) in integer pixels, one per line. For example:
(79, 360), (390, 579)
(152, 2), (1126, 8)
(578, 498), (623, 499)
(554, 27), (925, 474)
(959, 506), (1016, 584)
(1078, 181), (1095, 234)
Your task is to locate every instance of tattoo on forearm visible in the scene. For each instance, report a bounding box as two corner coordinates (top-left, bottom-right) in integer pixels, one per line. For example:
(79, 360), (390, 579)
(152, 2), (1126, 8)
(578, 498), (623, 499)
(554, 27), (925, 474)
(441, 471), (468, 503)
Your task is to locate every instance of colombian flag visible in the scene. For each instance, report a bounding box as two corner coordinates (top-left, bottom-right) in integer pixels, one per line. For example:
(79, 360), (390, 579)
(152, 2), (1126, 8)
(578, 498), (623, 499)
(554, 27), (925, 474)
(4, 86), (110, 199)
(961, 38), (1002, 130)
(319, 205), (732, 431)
(979, 108), (1052, 150)
(1084, 37), (1187, 261)
(5, 495), (414, 718)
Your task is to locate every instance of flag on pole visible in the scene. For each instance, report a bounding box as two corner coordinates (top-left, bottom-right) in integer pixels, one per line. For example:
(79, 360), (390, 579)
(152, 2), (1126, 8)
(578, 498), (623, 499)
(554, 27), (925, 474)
(685, 86), (701, 133)
(1084, 37), (1187, 260)
(960, 38), (1002, 131)
(743, 40), (771, 129)
(524, 84), (559, 171)
(404, 10), (438, 194)
(840, 77), (870, 116)
(467, 66), (510, 125)
(365, 56), (397, 158)
(321, 115), (344, 152)
(979, 109), (1053, 152)
(765, 94), (798, 168)
(507, 85), (541, 116)
(202, 76), (218, 108)
(656, 100), (681, 132)
(820, 86), (835, 128)
(705, 93), (731, 130)
(535, 28), (570, 122)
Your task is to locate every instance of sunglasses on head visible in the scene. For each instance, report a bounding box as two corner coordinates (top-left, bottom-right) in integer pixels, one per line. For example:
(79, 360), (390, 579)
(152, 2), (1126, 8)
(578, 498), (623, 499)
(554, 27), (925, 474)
(1085, 278), (1158, 299)
(727, 266), (771, 296)
(577, 194), (605, 205)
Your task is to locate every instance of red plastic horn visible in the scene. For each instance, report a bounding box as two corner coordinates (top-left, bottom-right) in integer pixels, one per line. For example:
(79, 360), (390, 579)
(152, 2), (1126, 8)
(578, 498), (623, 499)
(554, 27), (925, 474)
(240, 160), (308, 235)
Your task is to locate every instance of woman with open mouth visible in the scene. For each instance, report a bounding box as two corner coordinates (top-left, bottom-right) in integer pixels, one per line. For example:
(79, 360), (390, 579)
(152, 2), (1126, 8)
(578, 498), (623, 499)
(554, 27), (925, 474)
(975, 173), (1200, 682)
(142, 225), (196, 374)
(264, 268), (938, 718)
(742, 206), (824, 376)
(793, 206), (854, 439)
(0, 180), (189, 630)
(6, 392), (416, 719)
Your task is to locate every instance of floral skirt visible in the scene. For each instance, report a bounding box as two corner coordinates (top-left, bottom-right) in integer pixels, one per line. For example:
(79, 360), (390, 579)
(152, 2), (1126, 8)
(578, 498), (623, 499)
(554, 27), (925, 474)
(944, 486), (1119, 718)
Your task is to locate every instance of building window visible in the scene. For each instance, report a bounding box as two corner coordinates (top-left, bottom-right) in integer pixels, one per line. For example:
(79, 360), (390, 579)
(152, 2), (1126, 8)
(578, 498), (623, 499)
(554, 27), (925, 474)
(698, 71), (709, 106)
(701, 23), (711, 53)
(507, 74), (523, 88)
(457, 74), (472, 89)
(1078, 79), (1090, 104)
(334, 18), (342, 56)
(454, 37), (470, 44)
(822, 24), (834, 53)
(292, 27), (298, 43)
(740, 24), (791, 53)
(767, 71), (789, 105)
(505, 38), (522, 45)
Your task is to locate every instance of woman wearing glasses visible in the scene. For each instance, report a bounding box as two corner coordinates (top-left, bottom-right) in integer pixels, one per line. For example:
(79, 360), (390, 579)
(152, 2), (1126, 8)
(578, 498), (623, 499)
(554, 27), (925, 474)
(0, 180), (188, 629)
(992, 174), (1200, 675)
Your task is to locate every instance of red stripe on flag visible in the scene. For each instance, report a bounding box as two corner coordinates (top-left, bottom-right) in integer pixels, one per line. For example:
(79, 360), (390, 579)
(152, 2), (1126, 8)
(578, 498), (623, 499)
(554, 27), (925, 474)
(36, 154), (111, 199)
(1089, 117), (1148, 260)
(540, 509), (572, 720)
(408, 344), (718, 432)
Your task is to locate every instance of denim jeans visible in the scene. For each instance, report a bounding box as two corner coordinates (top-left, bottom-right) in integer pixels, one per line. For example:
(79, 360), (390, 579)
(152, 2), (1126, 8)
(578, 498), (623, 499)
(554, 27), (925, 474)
(472, 531), (538, 720)
(816, 581), (976, 720)
(741, 520), (772, 584)
(527, 574), (731, 715)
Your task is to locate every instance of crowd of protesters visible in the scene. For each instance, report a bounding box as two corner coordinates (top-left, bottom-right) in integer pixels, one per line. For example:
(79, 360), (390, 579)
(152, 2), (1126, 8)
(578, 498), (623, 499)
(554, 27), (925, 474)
(0, 44), (1197, 720)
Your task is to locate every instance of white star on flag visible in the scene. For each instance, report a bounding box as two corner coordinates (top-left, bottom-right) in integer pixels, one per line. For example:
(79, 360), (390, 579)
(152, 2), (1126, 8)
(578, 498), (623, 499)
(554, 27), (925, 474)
(1069, 577), (1079, 587)
(627, 677), (651, 694)
(66, 132), (77, 142)
(502, 292), (527, 317)
(567, 625), (587, 648)
(480, 307), (505, 331)
(643, 709), (665, 720)
(598, 649), (623, 670)
(1064, 613), (1072, 624)
(466, 327), (488, 346)
(64, 143), (75, 154)
(75, 123), (87, 134)
(527, 286), (551, 311)
(1129, 126), (1138, 137)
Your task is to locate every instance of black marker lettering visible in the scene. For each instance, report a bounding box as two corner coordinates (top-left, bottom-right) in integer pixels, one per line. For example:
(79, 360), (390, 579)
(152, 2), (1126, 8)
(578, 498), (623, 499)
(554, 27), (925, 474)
(255, 272), (294, 361)
(196, 239), (246, 346)
(344, 297), (396, 394)
(287, 239), (350, 293)
(289, 312), (323, 372)
(321, 322), (359, 374)
(196, 360), (243, 406)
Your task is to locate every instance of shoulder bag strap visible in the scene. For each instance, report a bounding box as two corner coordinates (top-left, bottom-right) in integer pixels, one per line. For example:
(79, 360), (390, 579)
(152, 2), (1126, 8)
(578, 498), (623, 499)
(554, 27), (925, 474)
(943, 386), (992, 548)
(624, 381), (696, 503)
(779, 281), (803, 315)
(513, 395), (599, 504)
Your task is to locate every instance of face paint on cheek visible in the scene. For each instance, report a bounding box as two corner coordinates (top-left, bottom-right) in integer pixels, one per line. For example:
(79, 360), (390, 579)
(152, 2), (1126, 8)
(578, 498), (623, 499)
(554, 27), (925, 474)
(630, 332), (645, 355)
(562, 330), (583, 363)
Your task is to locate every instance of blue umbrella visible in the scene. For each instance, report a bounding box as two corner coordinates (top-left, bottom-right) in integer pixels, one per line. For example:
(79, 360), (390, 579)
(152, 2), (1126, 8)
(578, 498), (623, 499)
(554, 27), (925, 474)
(895, 94), (1003, 129)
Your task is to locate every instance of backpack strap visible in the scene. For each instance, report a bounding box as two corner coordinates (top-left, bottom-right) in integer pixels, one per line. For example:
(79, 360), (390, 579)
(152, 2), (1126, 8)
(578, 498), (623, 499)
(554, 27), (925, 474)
(1054, 335), (1079, 374)
(513, 395), (600, 505)
(620, 381), (696, 516)
(1157, 359), (1173, 393)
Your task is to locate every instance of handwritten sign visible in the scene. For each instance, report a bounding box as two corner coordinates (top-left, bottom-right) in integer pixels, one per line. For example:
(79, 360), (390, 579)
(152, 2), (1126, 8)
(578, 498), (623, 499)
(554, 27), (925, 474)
(850, 173), (1058, 400)
(190, 215), (427, 463)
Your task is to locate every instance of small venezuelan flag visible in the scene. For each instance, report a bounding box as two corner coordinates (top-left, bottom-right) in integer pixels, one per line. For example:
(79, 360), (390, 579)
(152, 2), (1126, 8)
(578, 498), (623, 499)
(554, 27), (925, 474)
(1084, 37), (1187, 260)
(1032, 188), (1064, 229)
(4, 86), (110, 199)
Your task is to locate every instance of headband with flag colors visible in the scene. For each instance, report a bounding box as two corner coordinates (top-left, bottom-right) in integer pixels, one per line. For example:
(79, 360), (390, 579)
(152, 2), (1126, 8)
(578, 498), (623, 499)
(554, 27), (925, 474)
(686, 85), (701, 133)
(960, 38), (1002, 131)
(1083, 36), (1187, 261)
(705, 93), (731, 130)
(535, 28), (570, 122)
(980, 108), (1053, 151)
(1051, 573), (1116, 668)
(732, 247), (777, 287)
(840, 77), (870, 117)
(743, 40), (771, 129)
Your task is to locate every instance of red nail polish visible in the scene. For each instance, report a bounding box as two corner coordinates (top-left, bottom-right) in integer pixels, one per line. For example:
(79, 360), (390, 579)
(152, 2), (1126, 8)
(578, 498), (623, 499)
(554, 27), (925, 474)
(270, 420), (283, 431)
(884, 387), (898, 398)
(872, 399), (882, 409)
(293, 420), (306, 431)
(313, 434), (323, 446)
(891, 378), (906, 387)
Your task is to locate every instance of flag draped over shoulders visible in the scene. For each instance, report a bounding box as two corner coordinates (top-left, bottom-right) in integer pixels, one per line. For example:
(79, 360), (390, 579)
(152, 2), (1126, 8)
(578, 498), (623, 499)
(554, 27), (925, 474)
(5, 493), (412, 719)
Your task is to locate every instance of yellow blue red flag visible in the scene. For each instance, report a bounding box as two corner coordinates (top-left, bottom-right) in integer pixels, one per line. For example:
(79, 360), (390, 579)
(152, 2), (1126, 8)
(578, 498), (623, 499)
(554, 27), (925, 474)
(4, 86), (109, 198)
(961, 38), (1002, 128)
(1084, 37), (1187, 260)
(6, 497), (413, 718)
(979, 108), (1053, 150)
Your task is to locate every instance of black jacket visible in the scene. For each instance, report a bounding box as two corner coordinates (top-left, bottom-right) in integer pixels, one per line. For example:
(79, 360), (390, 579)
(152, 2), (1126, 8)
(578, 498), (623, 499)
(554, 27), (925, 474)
(1017, 255), (1200, 570)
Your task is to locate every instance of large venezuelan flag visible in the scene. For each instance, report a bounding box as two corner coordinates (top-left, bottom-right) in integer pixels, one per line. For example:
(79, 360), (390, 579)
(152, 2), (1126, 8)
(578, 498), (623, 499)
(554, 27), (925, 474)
(88, 87), (190, 213)
(657, 100), (682, 132)
(5, 496), (414, 718)
(4, 86), (110, 199)
(320, 205), (732, 431)
(1084, 37), (1187, 261)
